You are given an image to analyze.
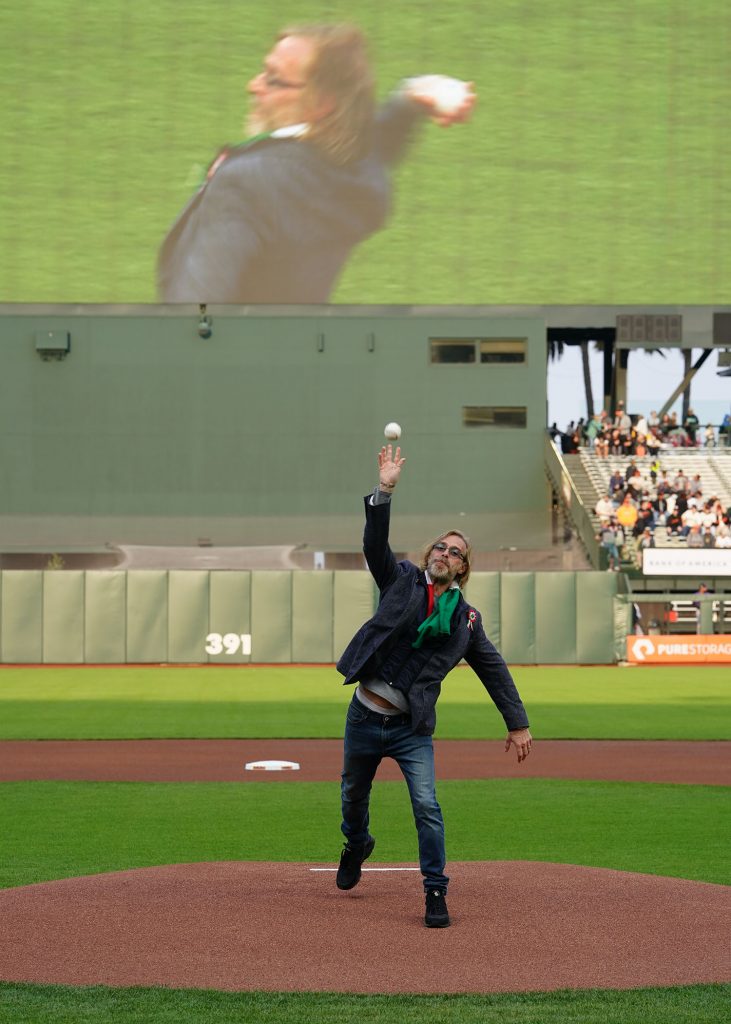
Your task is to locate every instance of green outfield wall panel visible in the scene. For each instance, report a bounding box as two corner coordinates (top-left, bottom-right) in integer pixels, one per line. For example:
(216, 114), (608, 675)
(42, 571), (85, 664)
(292, 572), (335, 663)
(168, 571), (210, 664)
(576, 573), (617, 663)
(126, 571), (168, 662)
(535, 573), (577, 664)
(250, 572), (292, 663)
(208, 572), (251, 664)
(0, 572), (43, 663)
(464, 573), (502, 652)
(333, 571), (375, 661)
(500, 573), (537, 664)
(0, 569), (620, 665)
(84, 572), (127, 663)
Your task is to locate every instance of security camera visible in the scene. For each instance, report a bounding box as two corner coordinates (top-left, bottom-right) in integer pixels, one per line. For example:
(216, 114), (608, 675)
(197, 315), (212, 339)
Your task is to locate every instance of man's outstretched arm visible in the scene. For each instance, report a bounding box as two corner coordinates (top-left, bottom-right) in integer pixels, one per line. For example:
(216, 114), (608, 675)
(363, 444), (406, 591)
(375, 77), (476, 166)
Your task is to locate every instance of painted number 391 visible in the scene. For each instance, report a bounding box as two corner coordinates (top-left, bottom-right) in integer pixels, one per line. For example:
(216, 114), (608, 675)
(205, 633), (252, 656)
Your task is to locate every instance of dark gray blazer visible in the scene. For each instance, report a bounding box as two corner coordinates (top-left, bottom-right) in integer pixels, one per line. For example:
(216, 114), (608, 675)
(337, 497), (530, 736)
(158, 97), (424, 304)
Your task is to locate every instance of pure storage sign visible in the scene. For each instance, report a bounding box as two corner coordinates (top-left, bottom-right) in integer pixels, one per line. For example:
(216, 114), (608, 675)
(627, 636), (731, 664)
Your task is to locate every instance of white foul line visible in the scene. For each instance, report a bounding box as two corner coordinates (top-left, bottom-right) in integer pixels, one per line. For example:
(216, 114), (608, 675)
(310, 867), (420, 872)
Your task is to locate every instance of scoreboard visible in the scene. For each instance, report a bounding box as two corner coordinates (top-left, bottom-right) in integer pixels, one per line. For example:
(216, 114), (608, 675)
(615, 314), (683, 346)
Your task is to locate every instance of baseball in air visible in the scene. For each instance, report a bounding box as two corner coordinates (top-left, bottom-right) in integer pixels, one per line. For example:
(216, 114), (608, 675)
(406, 75), (470, 116)
(384, 422), (402, 440)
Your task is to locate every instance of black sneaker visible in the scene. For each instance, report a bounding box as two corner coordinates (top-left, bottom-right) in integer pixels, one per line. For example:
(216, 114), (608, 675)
(425, 888), (450, 928)
(336, 836), (376, 890)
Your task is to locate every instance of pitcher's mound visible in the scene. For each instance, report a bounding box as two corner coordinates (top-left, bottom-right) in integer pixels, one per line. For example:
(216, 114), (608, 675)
(0, 860), (728, 994)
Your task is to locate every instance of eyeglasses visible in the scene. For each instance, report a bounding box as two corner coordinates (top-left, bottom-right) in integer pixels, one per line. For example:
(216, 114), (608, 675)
(432, 542), (466, 562)
(259, 71), (306, 90)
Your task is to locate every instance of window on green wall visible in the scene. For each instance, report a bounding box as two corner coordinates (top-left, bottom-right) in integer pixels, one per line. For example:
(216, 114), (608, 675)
(430, 338), (526, 363)
(462, 406), (527, 428)
(479, 338), (526, 363)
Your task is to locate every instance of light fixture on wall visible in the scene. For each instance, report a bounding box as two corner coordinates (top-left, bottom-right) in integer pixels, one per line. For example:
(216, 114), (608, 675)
(197, 303), (213, 339)
(35, 331), (70, 361)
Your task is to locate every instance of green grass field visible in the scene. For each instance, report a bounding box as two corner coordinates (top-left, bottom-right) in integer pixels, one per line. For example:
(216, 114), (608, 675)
(0, 663), (729, 1022)
(0, 778), (728, 889)
(1, 664), (730, 739)
(1, 982), (729, 1024)
(1, 0), (729, 304)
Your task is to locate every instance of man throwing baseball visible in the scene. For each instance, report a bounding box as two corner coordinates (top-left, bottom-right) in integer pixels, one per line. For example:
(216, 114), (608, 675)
(336, 445), (532, 928)
(158, 24), (475, 304)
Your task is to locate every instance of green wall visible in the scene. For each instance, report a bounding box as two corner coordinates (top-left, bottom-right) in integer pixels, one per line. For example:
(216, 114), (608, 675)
(0, 570), (617, 665)
(0, 308), (548, 553)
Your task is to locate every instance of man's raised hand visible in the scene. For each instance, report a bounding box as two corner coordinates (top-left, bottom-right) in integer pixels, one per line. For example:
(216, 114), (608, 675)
(378, 445), (405, 491)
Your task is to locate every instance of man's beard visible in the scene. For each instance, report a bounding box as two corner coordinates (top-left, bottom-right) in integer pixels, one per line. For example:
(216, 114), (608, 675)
(245, 111), (268, 136)
(427, 557), (451, 583)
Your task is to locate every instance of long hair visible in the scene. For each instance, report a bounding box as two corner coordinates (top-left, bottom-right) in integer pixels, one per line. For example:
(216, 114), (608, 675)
(419, 530), (472, 588)
(278, 24), (375, 165)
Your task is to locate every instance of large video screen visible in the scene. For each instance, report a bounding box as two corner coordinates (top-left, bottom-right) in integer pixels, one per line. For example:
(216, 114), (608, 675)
(1, 1), (729, 305)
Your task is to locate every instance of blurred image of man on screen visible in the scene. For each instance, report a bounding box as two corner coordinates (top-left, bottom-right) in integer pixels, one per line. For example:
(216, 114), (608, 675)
(157, 24), (474, 304)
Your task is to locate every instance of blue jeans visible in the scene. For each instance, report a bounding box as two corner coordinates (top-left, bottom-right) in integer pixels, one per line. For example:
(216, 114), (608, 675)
(340, 695), (449, 891)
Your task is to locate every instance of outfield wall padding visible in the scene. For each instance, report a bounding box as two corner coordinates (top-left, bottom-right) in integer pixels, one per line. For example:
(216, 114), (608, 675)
(208, 572), (251, 664)
(0, 570), (617, 665)
(85, 572), (127, 663)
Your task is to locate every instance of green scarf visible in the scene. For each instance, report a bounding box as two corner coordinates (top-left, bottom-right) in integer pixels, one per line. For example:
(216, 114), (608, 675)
(412, 587), (460, 649)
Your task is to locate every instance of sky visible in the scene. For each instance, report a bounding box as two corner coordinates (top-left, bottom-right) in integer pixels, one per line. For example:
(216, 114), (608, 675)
(547, 346), (731, 432)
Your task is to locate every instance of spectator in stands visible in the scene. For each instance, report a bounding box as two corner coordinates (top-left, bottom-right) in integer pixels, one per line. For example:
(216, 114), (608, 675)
(626, 470), (643, 502)
(635, 413), (649, 437)
(609, 428), (623, 455)
(652, 491), (669, 525)
(637, 528), (655, 566)
(633, 500), (656, 537)
(585, 413), (602, 448)
(613, 516), (626, 555)
(611, 485), (626, 508)
(624, 458), (639, 482)
(595, 494), (614, 519)
(666, 508), (683, 536)
(594, 429), (609, 457)
(681, 502), (702, 536)
(645, 430), (661, 454)
(635, 434), (647, 457)
(704, 424), (716, 448)
(609, 468), (625, 495)
(683, 409), (700, 445)
(710, 498), (725, 524)
(702, 527), (716, 549)
(688, 473), (703, 497)
(614, 405), (632, 434)
(560, 428), (579, 454)
(687, 524), (704, 548)
(597, 519), (621, 571)
(616, 494), (638, 532)
(648, 410), (660, 431)
(656, 470), (672, 496)
(674, 489), (688, 517)
(672, 469), (689, 494)
(715, 517), (731, 548)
